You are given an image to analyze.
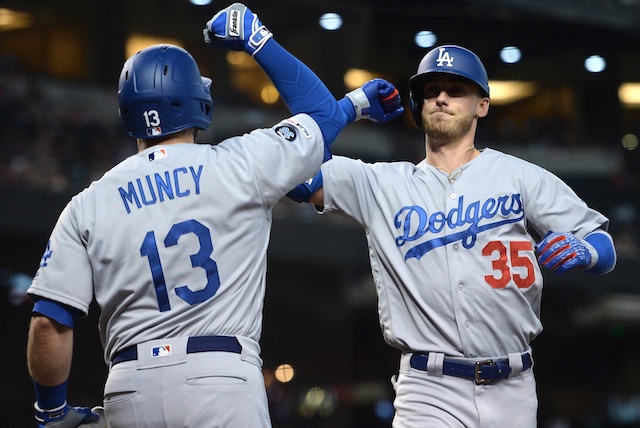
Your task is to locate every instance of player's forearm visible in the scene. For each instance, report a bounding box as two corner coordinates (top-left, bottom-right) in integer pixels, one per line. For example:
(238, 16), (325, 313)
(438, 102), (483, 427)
(253, 39), (347, 151)
(28, 315), (73, 386)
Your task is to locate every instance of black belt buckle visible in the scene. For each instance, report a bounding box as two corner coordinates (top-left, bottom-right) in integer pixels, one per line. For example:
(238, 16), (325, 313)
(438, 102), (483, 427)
(474, 359), (495, 384)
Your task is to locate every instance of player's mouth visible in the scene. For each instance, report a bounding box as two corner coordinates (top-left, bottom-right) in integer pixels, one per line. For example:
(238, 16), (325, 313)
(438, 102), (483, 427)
(429, 109), (453, 118)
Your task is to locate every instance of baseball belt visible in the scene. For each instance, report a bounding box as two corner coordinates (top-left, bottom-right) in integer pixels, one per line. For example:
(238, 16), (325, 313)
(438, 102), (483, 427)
(409, 352), (532, 385)
(111, 335), (242, 366)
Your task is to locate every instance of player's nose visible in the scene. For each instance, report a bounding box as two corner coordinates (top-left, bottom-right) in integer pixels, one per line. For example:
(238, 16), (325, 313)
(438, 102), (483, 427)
(435, 91), (449, 105)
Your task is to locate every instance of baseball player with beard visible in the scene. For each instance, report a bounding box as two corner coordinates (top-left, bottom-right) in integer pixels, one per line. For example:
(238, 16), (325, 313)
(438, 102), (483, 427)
(288, 44), (617, 427)
(25, 3), (403, 427)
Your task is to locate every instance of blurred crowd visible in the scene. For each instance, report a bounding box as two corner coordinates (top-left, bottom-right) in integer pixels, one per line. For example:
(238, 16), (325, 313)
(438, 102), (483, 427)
(0, 71), (133, 193)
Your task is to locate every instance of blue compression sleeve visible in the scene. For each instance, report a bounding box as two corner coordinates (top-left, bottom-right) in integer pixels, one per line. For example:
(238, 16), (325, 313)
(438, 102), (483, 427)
(338, 97), (357, 123)
(253, 39), (349, 160)
(585, 230), (617, 275)
(32, 299), (81, 328)
(33, 380), (68, 410)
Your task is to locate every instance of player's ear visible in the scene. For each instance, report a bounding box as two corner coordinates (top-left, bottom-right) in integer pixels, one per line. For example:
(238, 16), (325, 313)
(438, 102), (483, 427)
(476, 97), (490, 119)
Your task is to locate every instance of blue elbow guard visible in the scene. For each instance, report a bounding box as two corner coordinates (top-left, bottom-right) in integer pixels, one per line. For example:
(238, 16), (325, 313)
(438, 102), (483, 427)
(584, 230), (617, 275)
(286, 171), (323, 203)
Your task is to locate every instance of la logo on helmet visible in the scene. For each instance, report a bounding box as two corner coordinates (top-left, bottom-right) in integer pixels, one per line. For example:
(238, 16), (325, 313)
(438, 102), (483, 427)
(435, 48), (454, 67)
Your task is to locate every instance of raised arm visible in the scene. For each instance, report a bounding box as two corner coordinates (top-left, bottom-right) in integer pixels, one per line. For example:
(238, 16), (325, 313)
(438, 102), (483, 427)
(203, 3), (403, 161)
(286, 78), (404, 204)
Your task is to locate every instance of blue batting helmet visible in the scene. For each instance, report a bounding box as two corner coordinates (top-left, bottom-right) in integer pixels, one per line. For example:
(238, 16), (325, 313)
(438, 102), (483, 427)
(118, 44), (213, 139)
(408, 45), (489, 127)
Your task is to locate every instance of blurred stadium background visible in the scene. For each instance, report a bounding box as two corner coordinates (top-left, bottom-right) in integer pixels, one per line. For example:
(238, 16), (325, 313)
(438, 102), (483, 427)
(1, 1), (640, 426)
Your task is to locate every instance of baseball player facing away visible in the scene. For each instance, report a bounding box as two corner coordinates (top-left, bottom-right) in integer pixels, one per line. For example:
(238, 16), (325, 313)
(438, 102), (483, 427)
(288, 44), (617, 427)
(25, 3), (403, 428)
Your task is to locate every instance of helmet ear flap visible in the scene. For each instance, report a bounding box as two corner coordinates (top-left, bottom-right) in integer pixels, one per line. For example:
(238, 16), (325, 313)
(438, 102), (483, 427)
(409, 93), (422, 128)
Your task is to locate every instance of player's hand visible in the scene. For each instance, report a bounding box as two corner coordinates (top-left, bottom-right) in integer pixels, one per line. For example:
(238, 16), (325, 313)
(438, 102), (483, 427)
(78, 407), (106, 427)
(35, 402), (105, 428)
(203, 2), (273, 56)
(344, 78), (404, 123)
(535, 231), (593, 274)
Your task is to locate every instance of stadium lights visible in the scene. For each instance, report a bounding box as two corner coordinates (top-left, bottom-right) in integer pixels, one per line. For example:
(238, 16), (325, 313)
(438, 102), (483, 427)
(126, 34), (182, 58)
(319, 13), (342, 31)
(260, 84), (279, 104)
(487, 81), (537, 105)
(500, 46), (522, 64)
(0, 8), (33, 31)
(619, 83), (640, 107)
(344, 68), (378, 91)
(274, 363), (295, 383)
(415, 31), (437, 48)
(622, 134), (638, 151)
(585, 55), (606, 73)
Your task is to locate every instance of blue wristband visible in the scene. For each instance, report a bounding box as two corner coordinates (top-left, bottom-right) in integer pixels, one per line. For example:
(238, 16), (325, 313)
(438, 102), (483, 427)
(34, 380), (67, 410)
(584, 231), (616, 275)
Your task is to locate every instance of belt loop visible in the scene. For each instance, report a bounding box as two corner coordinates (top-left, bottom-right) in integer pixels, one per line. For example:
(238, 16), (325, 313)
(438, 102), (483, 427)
(507, 352), (523, 378)
(427, 352), (445, 378)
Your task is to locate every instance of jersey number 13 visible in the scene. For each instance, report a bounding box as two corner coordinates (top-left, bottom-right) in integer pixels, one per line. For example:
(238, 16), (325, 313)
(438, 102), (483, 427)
(140, 219), (221, 311)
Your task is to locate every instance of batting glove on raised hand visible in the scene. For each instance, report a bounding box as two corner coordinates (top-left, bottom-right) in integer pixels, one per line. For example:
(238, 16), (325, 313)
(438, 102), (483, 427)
(203, 2), (273, 56)
(535, 231), (595, 275)
(345, 78), (404, 123)
(35, 402), (105, 428)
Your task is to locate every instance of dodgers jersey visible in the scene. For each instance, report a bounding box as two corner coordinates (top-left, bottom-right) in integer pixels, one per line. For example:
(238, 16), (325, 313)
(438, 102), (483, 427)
(28, 114), (324, 364)
(319, 148), (609, 358)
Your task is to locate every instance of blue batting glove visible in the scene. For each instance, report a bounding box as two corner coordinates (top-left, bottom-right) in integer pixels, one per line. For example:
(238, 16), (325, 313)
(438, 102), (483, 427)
(536, 231), (594, 275)
(34, 402), (101, 428)
(78, 407), (106, 427)
(344, 78), (404, 123)
(203, 2), (273, 56)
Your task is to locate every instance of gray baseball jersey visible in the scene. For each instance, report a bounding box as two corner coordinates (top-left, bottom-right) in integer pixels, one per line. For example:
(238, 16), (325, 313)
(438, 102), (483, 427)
(28, 113), (323, 364)
(319, 148), (609, 358)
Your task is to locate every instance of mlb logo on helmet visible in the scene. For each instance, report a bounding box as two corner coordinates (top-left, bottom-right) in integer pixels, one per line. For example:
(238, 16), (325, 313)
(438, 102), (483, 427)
(152, 345), (172, 358)
(147, 127), (162, 137)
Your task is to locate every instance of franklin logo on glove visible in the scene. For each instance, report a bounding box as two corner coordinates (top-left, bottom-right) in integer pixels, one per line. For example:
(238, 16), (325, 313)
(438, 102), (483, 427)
(230, 9), (240, 36)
